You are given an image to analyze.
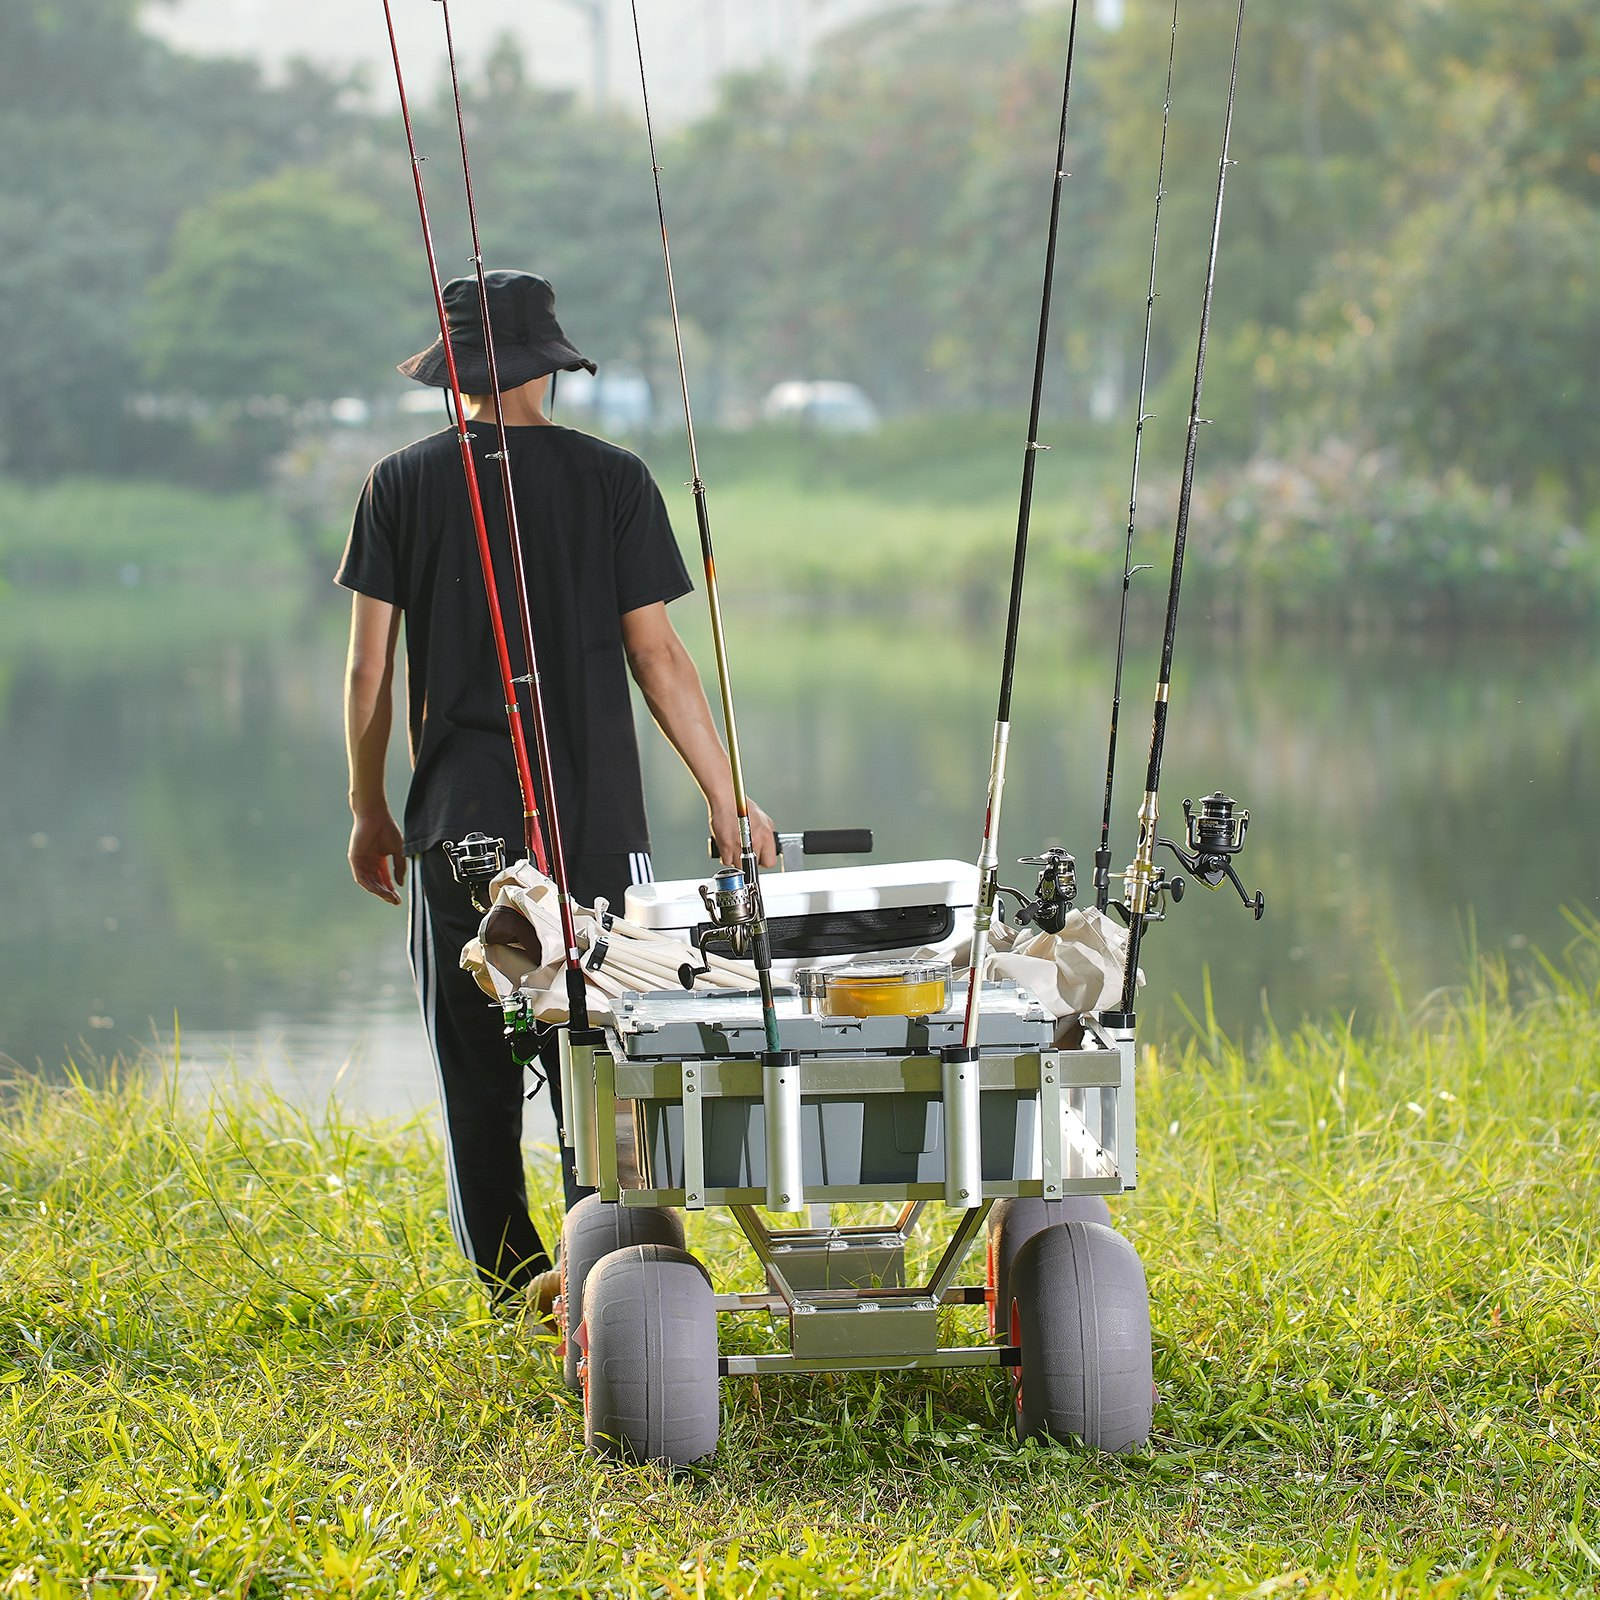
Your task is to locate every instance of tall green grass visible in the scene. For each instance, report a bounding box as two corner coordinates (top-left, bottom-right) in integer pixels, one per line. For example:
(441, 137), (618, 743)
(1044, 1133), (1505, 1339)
(3, 959), (1597, 1597)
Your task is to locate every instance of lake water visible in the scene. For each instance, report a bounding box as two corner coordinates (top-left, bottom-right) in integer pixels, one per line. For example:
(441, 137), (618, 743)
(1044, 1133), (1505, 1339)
(3, 580), (1596, 1124)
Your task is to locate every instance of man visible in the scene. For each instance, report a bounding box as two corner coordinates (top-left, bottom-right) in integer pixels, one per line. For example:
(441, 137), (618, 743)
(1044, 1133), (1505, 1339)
(339, 269), (774, 1307)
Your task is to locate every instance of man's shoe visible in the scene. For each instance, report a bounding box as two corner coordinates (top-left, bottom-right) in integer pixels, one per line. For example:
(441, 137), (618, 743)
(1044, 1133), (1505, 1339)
(525, 1267), (562, 1332)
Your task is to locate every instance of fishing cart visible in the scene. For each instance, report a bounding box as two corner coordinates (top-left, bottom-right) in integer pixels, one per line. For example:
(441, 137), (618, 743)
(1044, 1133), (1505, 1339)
(550, 853), (1148, 1467)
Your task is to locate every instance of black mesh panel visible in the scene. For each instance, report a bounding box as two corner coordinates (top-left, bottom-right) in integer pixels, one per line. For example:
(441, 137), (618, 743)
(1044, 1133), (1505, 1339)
(695, 903), (955, 960)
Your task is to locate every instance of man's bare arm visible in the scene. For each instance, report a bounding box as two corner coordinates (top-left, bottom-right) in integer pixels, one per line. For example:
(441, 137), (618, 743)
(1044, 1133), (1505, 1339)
(344, 592), (407, 904)
(621, 601), (777, 867)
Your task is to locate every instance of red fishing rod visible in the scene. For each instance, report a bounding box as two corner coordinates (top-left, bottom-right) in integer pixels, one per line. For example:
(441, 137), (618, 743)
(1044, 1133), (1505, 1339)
(379, 0), (548, 888)
(433, 0), (591, 1030)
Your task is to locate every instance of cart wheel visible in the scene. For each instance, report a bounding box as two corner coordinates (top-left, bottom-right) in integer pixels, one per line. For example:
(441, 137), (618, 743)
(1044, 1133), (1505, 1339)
(582, 1243), (719, 1466)
(559, 1195), (684, 1390)
(986, 1195), (1112, 1339)
(1007, 1220), (1152, 1453)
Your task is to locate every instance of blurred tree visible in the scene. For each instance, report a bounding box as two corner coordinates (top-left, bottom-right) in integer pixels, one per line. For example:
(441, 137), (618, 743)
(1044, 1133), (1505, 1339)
(1097, 0), (1417, 429)
(927, 9), (1113, 411)
(140, 168), (413, 406)
(674, 70), (803, 408)
(1417, 0), (1600, 208)
(1362, 186), (1600, 516)
(417, 36), (663, 375)
(0, 0), (357, 478)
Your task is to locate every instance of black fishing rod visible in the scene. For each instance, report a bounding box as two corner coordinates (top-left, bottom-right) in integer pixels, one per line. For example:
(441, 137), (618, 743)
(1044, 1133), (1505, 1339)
(626, 0), (783, 1061)
(1093, 0), (1181, 915)
(958, 0), (1082, 1053)
(434, 0), (590, 1032)
(1110, 0), (1252, 1024)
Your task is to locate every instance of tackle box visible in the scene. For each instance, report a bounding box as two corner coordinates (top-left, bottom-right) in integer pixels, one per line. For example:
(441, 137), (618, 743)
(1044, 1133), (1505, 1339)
(622, 858), (978, 971)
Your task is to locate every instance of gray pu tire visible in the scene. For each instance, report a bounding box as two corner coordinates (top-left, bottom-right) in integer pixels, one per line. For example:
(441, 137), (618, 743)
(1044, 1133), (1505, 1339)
(986, 1195), (1112, 1338)
(1007, 1220), (1153, 1453)
(581, 1243), (719, 1467)
(560, 1195), (684, 1391)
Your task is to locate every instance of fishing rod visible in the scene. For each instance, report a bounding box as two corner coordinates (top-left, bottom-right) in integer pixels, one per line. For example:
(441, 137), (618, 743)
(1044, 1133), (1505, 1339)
(1093, 0), (1180, 915)
(434, 0), (590, 1033)
(1109, 0), (1262, 1025)
(626, 2), (783, 1065)
(378, 0), (547, 897)
(957, 0), (1082, 1058)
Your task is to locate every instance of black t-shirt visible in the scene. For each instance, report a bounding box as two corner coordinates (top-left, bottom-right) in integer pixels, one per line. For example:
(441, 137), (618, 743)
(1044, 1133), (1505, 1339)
(336, 422), (693, 858)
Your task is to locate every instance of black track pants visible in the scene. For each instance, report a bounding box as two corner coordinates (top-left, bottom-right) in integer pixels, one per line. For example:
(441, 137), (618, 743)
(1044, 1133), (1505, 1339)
(407, 844), (654, 1300)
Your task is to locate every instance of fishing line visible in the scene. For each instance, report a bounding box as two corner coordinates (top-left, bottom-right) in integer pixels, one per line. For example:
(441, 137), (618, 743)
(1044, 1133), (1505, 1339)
(1111, 0), (1249, 1022)
(627, 0), (783, 1059)
(1093, 0), (1181, 915)
(436, 0), (589, 1028)
(958, 0), (1082, 1054)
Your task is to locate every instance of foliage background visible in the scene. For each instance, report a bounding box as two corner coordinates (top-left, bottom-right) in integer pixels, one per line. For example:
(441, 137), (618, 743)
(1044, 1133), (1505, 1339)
(1, 0), (1596, 535)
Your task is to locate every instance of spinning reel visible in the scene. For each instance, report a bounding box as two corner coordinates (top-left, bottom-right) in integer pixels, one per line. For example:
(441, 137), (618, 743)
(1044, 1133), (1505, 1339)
(999, 848), (1079, 934)
(443, 831), (506, 912)
(499, 990), (550, 1086)
(1157, 792), (1264, 919)
(697, 866), (764, 961)
(1109, 792), (1264, 925)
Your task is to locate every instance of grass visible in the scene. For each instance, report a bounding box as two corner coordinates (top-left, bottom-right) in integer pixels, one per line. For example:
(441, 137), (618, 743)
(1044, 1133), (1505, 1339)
(4, 937), (1596, 1599)
(5, 421), (1594, 625)
(644, 416), (1115, 608)
(0, 478), (301, 585)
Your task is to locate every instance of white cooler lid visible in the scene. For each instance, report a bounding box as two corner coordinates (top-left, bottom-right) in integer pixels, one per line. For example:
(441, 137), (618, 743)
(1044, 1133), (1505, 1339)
(624, 858), (978, 931)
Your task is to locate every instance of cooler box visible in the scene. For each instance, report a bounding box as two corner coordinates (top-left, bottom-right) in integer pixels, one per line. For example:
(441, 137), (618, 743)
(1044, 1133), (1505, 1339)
(623, 859), (978, 974)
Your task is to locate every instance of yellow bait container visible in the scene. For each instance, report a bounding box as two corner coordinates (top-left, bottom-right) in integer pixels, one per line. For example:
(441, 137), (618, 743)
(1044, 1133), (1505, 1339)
(797, 959), (952, 1019)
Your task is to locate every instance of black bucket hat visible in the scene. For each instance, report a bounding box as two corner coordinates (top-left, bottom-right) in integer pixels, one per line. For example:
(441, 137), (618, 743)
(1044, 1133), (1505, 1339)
(398, 270), (596, 391)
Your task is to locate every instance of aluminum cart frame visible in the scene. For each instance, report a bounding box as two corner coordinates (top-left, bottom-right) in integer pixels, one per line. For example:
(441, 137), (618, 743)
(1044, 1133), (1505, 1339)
(556, 982), (1154, 1464)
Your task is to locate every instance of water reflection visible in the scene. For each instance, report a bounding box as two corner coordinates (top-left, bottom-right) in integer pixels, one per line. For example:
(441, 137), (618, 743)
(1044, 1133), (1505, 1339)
(2, 584), (1594, 1116)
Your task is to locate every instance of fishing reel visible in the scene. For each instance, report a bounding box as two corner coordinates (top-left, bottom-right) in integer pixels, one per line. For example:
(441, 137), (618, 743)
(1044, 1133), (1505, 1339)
(1110, 860), (1183, 926)
(443, 831), (506, 912)
(697, 865), (763, 961)
(1000, 849), (1078, 934)
(500, 990), (550, 1085)
(1157, 792), (1264, 919)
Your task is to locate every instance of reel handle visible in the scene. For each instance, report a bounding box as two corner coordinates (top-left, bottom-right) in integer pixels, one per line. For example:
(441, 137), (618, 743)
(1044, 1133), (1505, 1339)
(710, 827), (875, 871)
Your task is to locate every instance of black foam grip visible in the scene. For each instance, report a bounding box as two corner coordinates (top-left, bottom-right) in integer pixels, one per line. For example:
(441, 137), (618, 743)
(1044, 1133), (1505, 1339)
(801, 828), (873, 856)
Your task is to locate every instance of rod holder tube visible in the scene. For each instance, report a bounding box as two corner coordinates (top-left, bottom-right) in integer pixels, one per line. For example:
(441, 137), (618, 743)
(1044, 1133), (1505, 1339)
(762, 1049), (804, 1213)
(1107, 1022), (1137, 1188)
(565, 1032), (600, 1189)
(940, 1045), (983, 1209)
(557, 1026), (577, 1151)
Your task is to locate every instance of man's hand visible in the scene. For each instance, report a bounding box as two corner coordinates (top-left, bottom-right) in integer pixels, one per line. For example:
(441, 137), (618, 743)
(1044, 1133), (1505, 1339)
(350, 809), (407, 905)
(710, 797), (778, 869)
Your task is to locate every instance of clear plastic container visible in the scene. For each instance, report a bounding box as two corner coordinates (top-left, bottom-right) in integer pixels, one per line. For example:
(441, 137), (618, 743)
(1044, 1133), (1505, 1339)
(794, 959), (952, 1019)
